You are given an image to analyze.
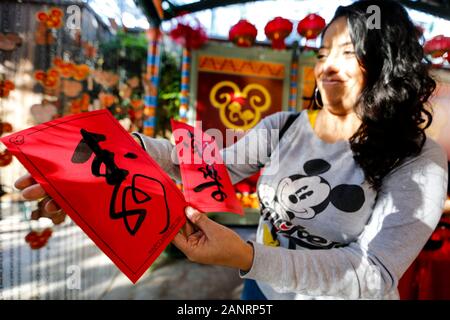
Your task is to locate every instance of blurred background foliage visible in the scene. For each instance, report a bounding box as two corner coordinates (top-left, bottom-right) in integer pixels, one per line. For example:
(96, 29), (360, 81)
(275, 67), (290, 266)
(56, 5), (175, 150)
(99, 31), (181, 135)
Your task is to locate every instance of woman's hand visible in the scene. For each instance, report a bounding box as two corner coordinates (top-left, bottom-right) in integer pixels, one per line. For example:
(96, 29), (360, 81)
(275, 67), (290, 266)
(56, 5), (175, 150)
(14, 173), (66, 225)
(172, 207), (254, 272)
(444, 197), (450, 214)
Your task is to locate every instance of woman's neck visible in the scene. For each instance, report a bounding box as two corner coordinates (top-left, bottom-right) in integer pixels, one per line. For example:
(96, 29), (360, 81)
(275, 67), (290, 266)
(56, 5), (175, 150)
(313, 107), (361, 143)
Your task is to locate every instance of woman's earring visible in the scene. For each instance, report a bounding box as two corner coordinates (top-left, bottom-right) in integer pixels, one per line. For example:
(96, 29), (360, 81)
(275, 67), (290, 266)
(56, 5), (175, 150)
(314, 88), (323, 109)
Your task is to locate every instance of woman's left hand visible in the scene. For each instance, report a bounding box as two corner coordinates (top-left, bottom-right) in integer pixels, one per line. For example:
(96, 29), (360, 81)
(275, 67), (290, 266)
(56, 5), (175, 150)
(172, 207), (254, 272)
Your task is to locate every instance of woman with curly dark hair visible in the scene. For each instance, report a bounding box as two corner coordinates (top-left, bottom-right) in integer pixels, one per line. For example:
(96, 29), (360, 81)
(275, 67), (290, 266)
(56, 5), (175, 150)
(15, 0), (448, 299)
(333, 1), (437, 192)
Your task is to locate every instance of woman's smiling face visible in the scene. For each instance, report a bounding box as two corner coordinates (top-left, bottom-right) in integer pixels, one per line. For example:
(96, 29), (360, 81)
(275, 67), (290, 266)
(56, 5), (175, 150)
(314, 16), (366, 114)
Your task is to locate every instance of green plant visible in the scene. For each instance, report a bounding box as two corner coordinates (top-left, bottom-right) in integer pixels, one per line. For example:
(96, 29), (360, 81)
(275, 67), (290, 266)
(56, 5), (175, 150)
(99, 30), (148, 78)
(155, 49), (181, 137)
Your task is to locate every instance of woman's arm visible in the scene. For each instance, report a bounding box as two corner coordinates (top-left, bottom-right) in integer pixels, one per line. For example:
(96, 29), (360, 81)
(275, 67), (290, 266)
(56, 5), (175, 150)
(131, 132), (182, 181)
(133, 111), (294, 184)
(219, 111), (293, 184)
(242, 139), (448, 299)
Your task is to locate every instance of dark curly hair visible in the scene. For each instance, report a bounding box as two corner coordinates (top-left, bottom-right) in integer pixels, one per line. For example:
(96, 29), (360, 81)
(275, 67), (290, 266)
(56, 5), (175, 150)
(314, 0), (436, 191)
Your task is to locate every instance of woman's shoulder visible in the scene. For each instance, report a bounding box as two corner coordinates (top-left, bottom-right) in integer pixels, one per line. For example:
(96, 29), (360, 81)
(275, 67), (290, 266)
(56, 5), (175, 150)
(409, 137), (447, 167)
(258, 110), (305, 130)
(383, 136), (448, 185)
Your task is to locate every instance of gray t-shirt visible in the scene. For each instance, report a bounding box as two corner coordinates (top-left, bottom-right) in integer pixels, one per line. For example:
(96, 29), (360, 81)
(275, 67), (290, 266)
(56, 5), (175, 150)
(135, 110), (448, 299)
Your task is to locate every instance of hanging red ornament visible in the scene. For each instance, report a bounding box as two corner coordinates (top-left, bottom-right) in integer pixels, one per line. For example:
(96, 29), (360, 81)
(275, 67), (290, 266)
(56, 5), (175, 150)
(0, 79), (15, 98)
(264, 17), (293, 50)
(25, 228), (53, 250)
(229, 20), (258, 47)
(35, 68), (60, 89)
(297, 13), (326, 40)
(423, 35), (450, 59)
(0, 149), (13, 167)
(0, 122), (13, 135)
(35, 8), (64, 45)
(98, 91), (116, 108)
(69, 93), (90, 115)
(36, 7), (64, 29)
(169, 22), (208, 50)
(82, 41), (97, 58)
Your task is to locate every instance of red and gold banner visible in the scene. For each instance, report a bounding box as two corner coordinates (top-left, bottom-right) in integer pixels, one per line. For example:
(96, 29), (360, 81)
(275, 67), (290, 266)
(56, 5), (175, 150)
(195, 55), (285, 136)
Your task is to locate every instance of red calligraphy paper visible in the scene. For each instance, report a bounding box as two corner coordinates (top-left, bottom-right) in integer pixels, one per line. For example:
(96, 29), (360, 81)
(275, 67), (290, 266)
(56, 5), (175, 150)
(1, 110), (187, 283)
(171, 119), (243, 215)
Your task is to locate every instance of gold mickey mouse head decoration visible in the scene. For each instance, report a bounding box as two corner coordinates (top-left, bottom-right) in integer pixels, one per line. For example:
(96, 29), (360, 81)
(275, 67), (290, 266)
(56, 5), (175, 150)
(209, 81), (271, 130)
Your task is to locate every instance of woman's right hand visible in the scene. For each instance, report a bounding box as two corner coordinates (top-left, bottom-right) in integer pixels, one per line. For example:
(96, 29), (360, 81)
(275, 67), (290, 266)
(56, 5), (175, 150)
(14, 173), (66, 225)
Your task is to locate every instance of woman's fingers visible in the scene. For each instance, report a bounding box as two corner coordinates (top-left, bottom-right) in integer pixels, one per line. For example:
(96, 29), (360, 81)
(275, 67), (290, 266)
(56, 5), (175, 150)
(16, 173), (63, 211)
(51, 211), (66, 225)
(31, 209), (42, 221)
(14, 173), (37, 190)
(188, 230), (206, 247)
(178, 207), (203, 239)
(30, 197), (66, 224)
(185, 206), (212, 231)
(44, 198), (61, 213)
(21, 184), (47, 200)
(173, 228), (205, 252)
(31, 208), (66, 224)
(182, 219), (196, 237)
(172, 233), (188, 252)
(39, 197), (64, 217)
(15, 173), (67, 225)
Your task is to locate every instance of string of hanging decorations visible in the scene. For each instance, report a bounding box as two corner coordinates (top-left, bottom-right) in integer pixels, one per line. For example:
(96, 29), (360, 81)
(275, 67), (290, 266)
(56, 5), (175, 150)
(229, 13), (326, 49)
(223, 13), (449, 67)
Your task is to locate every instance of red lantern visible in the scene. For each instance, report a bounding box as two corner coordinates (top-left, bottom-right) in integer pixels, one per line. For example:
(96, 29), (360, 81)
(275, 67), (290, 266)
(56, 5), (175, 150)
(424, 35), (450, 58)
(229, 20), (257, 47)
(264, 17), (293, 50)
(169, 22), (208, 50)
(297, 13), (326, 40)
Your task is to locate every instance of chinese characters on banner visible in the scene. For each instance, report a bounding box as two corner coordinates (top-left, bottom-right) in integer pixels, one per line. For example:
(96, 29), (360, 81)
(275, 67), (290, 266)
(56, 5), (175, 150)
(1, 110), (242, 283)
(171, 119), (243, 215)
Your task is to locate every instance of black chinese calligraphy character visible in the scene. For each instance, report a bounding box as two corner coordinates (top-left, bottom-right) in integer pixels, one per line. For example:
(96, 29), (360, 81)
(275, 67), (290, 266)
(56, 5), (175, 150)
(71, 129), (170, 236)
(181, 131), (216, 160)
(193, 164), (227, 202)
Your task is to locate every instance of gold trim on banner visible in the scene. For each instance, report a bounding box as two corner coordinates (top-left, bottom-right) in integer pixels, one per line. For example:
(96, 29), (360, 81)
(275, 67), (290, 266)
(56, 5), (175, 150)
(199, 55), (285, 79)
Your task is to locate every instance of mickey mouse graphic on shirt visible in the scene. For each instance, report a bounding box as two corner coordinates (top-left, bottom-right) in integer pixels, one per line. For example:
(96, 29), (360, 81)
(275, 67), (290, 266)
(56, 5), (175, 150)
(259, 159), (365, 240)
(276, 158), (365, 220)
